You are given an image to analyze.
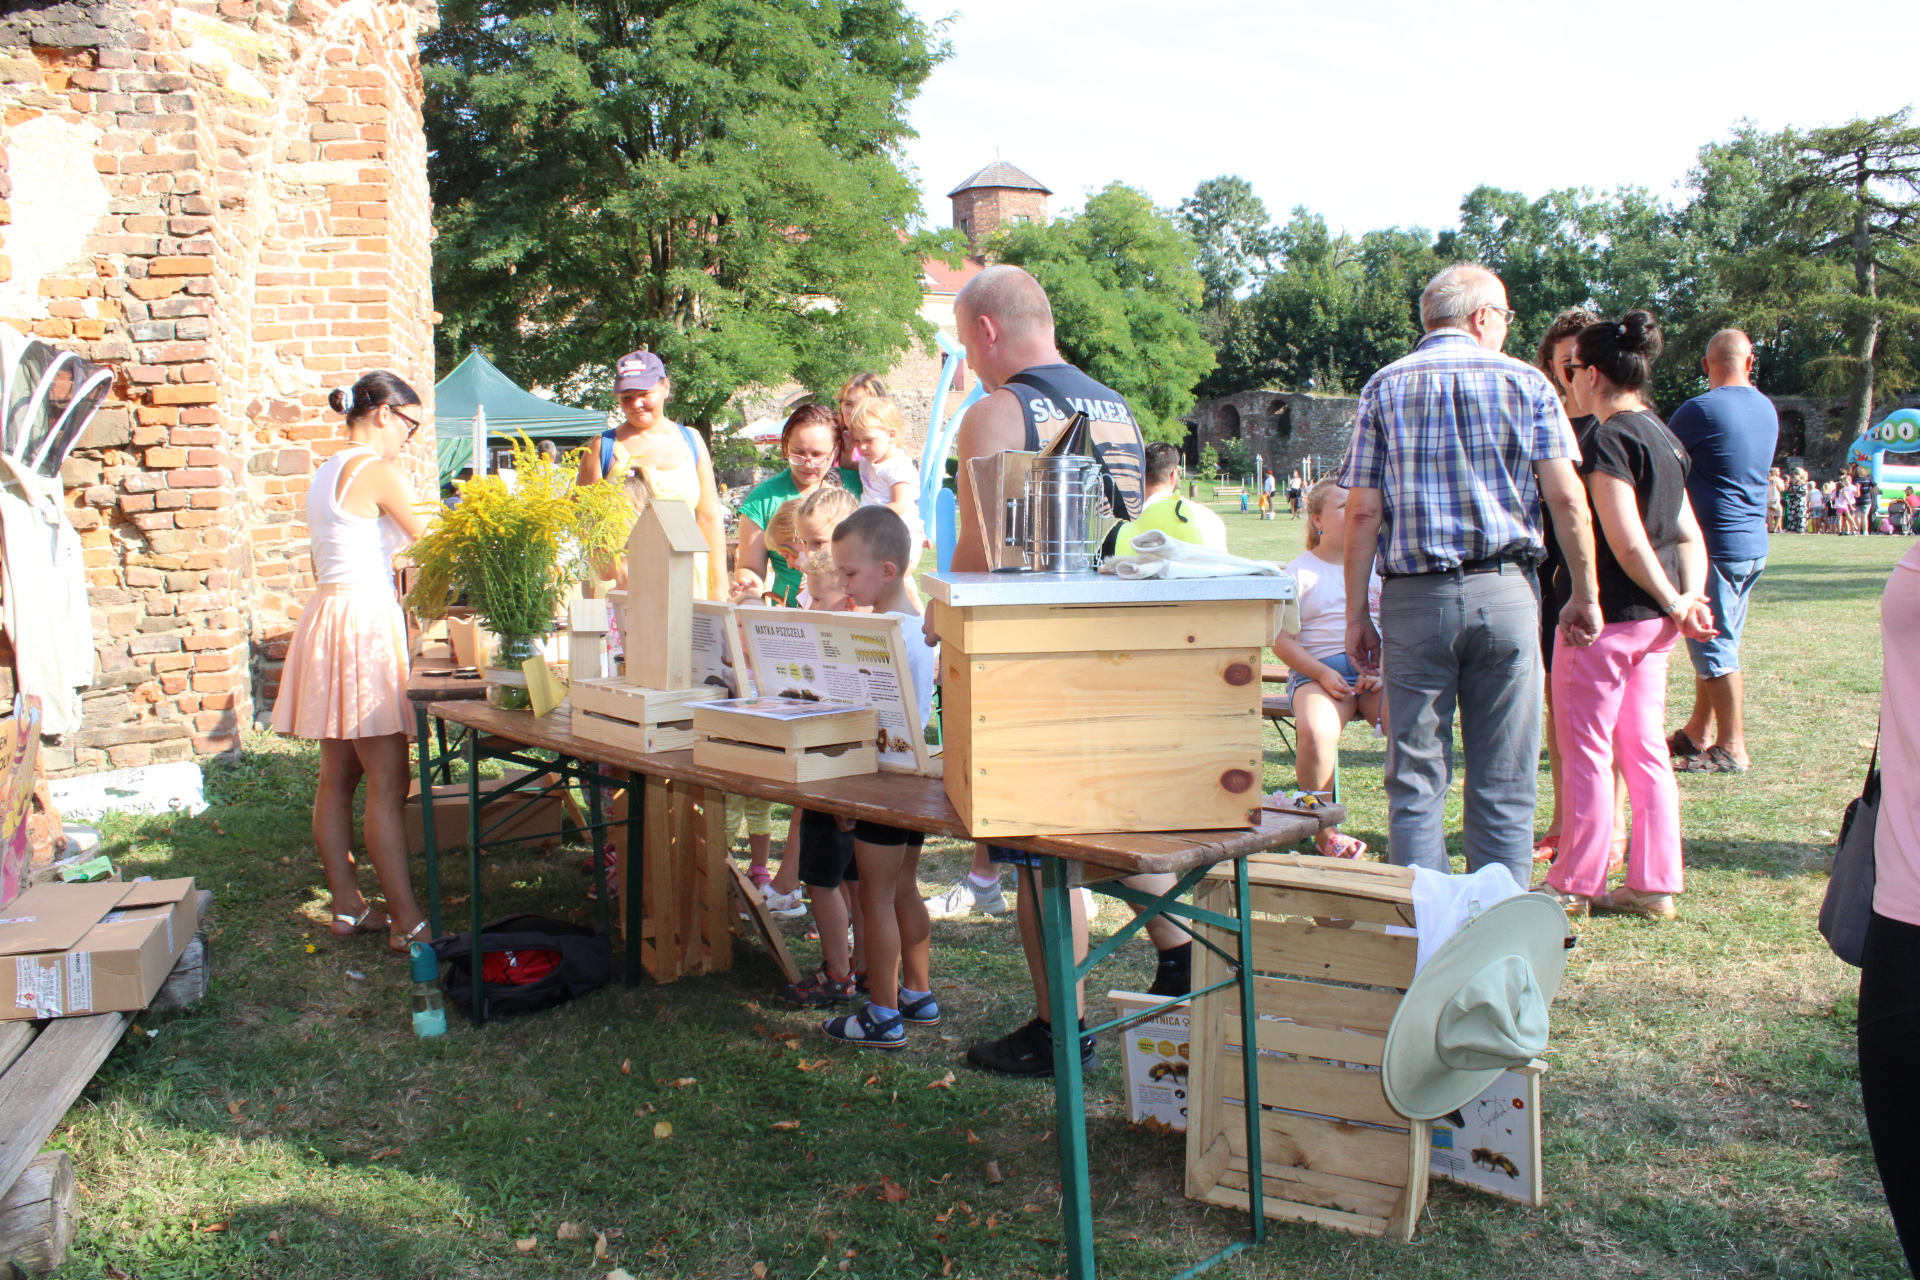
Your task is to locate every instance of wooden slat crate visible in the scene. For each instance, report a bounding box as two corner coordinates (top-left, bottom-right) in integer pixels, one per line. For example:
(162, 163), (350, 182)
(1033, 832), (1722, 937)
(611, 776), (732, 983)
(1185, 855), (1431, 1241)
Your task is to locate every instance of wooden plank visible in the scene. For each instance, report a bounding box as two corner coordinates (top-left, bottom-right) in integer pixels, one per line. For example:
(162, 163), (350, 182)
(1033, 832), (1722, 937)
(1248, 974), (1404, 1035)
(1205, 1179), (1391, 1238)
(1184, 880), (1232, 1201)
(0, 1024), (36, 1078)
(1188, 1134), (1232, 1201)
(571, 679), (720, 722)
(951, 646), (1262, 837)
(1223, 1152), (1404, 1219)
(693, 737), (877, 784)
(933, 599), (1270, 654)
(1386, 1119), (1431, 1242)
(1222, 1103), (1413, 1188)
(696, 788), (732, 976)
(0, 1149), (74, 1274)
(691, 704), (877, 752)
(1229, 1012), (1387, 1067)
(1219, 1041), (1402, 1128)
(574, 710), (698, 756)
(642, 777), (678, 981)
(1246, 884), (1413, 929)
(727, 861), (802, 986)
(1250, 917), (1417, 989)
(1234, 854), (1416, 902)
(423, 702), (1332, 876)
(672, 785), (703, 974)
(0, 1014), (128, 1208)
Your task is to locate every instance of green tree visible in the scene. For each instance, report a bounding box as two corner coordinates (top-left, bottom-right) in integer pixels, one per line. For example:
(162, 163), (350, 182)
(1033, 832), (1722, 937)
(424, 0), (951, 426)
(1178, 175), (1280, 321)
(990, 183), (1215, 442)
(1719, 110), (1920, 446)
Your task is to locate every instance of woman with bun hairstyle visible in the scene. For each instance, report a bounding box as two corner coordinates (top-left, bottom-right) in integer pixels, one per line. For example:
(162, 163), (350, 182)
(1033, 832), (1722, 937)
(731, 404), (862, 606)
(1539, 312), (1717, 920)
(272, 371), (432, 954)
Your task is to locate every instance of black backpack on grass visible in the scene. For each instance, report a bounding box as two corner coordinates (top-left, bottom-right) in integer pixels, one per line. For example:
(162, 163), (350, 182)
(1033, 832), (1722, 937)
(430, 914), (612, 1018)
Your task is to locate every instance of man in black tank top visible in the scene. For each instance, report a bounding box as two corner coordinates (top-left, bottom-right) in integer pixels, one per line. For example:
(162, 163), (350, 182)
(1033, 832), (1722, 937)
(934, 265), (1190, 1078)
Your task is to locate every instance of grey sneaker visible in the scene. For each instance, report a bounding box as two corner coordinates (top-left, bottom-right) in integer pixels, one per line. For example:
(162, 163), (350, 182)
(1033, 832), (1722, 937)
(924, 877), (1009, 919)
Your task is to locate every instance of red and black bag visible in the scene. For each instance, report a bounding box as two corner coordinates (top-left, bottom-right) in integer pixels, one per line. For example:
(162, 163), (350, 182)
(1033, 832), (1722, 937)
(430, 914), (611, 1018)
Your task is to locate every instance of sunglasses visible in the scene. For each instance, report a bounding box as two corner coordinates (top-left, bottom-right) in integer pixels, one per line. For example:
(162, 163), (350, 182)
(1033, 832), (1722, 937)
(1560, 361), (1586, 382)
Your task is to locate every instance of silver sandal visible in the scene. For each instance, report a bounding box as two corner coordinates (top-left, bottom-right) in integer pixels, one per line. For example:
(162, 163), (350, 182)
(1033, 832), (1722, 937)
(330, 903), (388, 935)
(388, 919), (428, 955)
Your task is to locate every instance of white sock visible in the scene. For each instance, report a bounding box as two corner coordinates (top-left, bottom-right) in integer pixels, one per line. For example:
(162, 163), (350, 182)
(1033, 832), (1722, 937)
(967, 872), (999, 891)
(899, 987), (930, 1004)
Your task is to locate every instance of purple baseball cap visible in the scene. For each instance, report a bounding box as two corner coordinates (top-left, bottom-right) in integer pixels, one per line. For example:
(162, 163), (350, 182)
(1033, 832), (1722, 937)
(615, 350), (666, 393)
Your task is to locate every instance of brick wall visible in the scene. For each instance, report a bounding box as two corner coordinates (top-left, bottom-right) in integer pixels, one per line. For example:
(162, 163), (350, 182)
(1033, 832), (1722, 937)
(0, 0), (437, 775)
(951, 187), (1047, 249)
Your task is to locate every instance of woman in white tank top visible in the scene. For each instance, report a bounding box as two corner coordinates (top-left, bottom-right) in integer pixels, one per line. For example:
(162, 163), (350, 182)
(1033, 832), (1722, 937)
(271, 371), (432, 955)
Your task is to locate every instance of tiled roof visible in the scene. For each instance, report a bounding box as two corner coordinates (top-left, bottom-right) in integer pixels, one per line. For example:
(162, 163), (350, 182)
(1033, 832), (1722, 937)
(947, 161), (1051, 197)
(922, 255), (983, 294)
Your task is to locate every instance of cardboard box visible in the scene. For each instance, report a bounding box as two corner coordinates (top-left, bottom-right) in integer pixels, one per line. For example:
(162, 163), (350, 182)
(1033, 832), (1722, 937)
(1108, 990), (1191, 1132)
(0, 877), (196, 1019)
(405, 771), (566, 855)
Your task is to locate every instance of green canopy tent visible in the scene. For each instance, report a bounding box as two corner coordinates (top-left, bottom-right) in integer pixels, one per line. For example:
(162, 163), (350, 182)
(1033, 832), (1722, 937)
(433, 349), (609, 475)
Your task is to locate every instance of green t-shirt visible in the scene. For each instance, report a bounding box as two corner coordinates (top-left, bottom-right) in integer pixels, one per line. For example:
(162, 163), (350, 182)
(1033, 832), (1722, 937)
(736, 468), (862, 605)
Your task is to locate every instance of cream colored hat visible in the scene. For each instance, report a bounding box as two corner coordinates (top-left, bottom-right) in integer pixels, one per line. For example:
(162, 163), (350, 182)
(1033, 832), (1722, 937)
(1382, 891), (1571, 1121)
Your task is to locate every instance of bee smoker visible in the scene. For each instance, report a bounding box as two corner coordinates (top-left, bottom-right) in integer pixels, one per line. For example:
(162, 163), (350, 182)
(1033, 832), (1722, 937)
(1014, 453), (1105, 572)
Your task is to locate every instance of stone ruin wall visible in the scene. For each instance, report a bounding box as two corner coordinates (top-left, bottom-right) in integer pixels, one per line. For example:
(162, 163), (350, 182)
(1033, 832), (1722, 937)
(0, 0), (437, 775)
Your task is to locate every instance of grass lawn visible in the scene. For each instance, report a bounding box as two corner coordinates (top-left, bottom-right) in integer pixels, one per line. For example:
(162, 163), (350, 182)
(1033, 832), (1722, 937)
(44, 508), (1907, 1279)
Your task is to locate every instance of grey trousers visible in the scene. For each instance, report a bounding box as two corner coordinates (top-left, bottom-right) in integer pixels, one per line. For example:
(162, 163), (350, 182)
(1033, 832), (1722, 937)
(1377, 566), (1541, 888)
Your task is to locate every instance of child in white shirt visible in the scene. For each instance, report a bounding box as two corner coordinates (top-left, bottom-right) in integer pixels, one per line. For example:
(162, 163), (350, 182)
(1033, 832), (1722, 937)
(847, 397), (924, 550)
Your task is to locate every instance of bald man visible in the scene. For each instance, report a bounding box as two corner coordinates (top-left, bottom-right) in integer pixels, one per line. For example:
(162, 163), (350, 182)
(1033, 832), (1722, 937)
(1665, 330), (1779, 772)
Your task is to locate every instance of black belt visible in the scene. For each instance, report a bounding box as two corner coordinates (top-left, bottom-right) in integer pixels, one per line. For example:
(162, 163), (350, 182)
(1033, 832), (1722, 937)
(1382, 554), (1532, 580)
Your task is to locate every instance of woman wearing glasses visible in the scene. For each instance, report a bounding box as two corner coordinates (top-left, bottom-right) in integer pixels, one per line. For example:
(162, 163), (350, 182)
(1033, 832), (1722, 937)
(731, 403), (862, 605)
(271, 370), (432, 956)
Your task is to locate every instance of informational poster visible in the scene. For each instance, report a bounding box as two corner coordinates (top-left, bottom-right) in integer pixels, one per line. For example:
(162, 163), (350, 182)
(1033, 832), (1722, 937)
(691, 600), (755, 699)
(1429, 1062), (1545, 1205)
(734, 606), (934, 775)
(1108, 990), (1190, 1132)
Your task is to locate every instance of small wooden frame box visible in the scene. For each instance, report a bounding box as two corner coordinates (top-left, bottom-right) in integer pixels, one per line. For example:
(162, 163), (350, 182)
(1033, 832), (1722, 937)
(933, 592), (1271, 836)
(570, 680), (722, 753)
(1185, 855), (1431, 1241)
(691, 702), (879, 783)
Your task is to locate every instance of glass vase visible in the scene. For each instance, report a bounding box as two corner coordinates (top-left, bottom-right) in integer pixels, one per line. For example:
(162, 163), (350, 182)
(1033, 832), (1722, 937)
(485, 634), (541, 711)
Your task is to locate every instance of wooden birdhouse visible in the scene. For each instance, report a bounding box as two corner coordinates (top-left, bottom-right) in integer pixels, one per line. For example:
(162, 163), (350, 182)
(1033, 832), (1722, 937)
(625, 498), (705, 692)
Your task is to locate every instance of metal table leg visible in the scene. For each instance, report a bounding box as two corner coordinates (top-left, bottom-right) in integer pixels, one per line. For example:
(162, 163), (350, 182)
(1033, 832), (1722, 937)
(417, 704), (442, 940)
(1038, 856), (1096, 1280)
(466, 730), (485, 1027)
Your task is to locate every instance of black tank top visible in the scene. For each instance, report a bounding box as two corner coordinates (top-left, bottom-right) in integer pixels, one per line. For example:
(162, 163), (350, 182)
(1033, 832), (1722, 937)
(1000, 363), (1147, 520)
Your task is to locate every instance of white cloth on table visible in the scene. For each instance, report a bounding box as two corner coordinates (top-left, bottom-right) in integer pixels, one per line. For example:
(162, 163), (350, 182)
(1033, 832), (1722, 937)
(1410, 863), (1523, 974)
(0, 452), (91, 735)
(1100, 529), (1285, 580)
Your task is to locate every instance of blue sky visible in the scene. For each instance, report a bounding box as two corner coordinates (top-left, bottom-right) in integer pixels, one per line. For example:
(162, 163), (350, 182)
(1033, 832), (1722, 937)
(901, 0), (1920, 236)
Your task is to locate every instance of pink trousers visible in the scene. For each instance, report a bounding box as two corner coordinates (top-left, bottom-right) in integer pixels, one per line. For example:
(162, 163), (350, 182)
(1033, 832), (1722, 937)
(1547, 617), (1684, 898)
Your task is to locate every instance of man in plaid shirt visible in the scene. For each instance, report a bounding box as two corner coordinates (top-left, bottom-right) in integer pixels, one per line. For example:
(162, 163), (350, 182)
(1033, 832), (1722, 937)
(1339, 264), (1602, 887)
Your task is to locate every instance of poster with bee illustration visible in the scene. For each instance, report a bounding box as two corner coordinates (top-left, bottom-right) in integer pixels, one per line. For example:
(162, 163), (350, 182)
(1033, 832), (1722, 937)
(1429, 1061), (1544, 1205)
(691, 600), (756, 700)
(733, 606), (936, 776)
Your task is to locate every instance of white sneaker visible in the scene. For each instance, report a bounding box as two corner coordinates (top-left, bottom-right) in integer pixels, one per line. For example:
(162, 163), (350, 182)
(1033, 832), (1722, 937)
(924, 877), (1009, 919)
(762, 886), (807, 920)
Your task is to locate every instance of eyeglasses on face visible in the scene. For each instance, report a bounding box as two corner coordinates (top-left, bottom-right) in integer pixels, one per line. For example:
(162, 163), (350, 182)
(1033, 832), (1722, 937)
(785, 450), (833, 464)
(391, 406), (425, 440)
(1561, 361), (1586, 381)
(1483, 305), (1516, 324)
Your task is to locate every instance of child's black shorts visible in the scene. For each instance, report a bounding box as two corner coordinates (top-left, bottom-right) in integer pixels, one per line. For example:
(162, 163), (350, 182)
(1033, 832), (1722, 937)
(798, 809), (858, 889)
(851, 820), (926, 849)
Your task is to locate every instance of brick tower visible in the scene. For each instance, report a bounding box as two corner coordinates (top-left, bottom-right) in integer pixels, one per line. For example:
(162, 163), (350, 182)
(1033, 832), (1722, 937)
(948, 161), (1051, 250)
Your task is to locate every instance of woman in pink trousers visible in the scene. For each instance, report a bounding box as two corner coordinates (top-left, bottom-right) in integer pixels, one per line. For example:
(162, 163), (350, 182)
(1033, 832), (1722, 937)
(1538, 311), (1716, 919)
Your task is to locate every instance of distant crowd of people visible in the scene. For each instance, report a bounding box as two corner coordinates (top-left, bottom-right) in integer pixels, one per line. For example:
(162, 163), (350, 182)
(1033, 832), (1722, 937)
(1775, 466), (1920, 536)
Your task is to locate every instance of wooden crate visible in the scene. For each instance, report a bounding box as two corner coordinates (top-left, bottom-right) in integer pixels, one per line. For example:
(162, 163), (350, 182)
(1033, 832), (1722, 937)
(1185, 855), (1431, 1241)
(610, 776), (733, 982)
(572, 679), (723, 754)
(935, 599), (1267, 836)
(691, 703), (878, 783)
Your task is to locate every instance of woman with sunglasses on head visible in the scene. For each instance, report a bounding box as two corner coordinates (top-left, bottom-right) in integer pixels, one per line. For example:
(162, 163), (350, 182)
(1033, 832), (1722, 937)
(577, 350), (728, 598)
(1538, 312), (1717, 921)
(730, 404), (862, 606)
(271, 370), (432, 955)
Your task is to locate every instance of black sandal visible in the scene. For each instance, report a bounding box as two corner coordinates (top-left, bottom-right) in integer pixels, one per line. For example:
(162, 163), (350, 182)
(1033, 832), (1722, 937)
(1666, 729), (1699, 759)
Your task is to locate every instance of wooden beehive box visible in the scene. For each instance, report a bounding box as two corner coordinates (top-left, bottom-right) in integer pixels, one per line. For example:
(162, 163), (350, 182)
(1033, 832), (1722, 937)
(935, 598), (1267, 836)
(691, 702), (878, 783)
(571, 680), (722, 754)
(1185, 855), (1430, 1241)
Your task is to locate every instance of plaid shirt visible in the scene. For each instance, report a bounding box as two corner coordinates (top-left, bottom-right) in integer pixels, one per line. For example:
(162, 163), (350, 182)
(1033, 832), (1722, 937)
(1339, 329), (1577, 576)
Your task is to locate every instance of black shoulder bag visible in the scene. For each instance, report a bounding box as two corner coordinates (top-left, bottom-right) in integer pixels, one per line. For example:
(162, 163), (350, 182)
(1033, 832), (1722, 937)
(1819, 736), (1879, 967)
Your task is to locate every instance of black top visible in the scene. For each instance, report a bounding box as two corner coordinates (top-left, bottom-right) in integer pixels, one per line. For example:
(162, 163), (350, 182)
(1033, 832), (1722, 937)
(1578, 408), (1691, 624)
(1000, 363), (1147, 520)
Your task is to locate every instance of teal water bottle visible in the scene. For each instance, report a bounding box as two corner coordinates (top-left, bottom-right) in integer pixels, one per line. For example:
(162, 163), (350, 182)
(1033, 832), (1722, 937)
(410, 942), (447, 1038)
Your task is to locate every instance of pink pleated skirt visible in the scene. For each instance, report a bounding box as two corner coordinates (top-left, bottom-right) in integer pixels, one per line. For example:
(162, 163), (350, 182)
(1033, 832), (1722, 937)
(270, 582), (413, 740)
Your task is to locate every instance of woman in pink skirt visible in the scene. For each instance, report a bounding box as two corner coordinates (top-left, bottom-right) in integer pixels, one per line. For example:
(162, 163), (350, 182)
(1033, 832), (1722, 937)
(1539, 312), (1717, 919)
(271, 371), (431, 954)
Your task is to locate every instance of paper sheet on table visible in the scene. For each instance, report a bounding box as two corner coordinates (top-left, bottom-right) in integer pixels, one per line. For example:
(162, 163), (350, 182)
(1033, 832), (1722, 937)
(521, 656), (569, 717)
(1099, 529), (1284, 579)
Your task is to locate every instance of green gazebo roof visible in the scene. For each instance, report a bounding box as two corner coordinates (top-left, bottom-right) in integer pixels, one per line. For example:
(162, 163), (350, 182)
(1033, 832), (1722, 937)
(433, 349), (608, 474)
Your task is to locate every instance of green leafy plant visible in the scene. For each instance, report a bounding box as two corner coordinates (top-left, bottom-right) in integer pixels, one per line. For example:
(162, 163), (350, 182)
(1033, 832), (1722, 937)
(1198, 443), (1220, 480)
(708, 429), (766, 474)
(406, 437), (631, 638)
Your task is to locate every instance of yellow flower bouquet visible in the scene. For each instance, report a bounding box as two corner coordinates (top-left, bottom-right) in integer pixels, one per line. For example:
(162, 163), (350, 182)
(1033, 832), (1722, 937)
(406, 436), (631, 654)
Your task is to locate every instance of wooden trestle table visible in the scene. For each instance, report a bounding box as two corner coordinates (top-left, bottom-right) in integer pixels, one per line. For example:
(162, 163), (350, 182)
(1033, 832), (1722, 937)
(418, 697), (1341, 1280)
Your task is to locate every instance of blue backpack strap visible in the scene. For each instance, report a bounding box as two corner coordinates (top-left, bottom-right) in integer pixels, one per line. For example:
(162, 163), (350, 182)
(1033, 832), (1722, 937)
(598, 428), (617, 477)
(679, 422), (701, 458)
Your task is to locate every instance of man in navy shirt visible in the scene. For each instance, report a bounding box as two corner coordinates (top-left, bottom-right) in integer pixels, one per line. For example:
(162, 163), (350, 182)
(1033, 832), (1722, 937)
(1665, 330), (1779, 772)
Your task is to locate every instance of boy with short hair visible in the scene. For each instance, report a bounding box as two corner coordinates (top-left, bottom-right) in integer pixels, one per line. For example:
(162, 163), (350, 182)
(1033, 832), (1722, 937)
(818, 506), (940, 1050)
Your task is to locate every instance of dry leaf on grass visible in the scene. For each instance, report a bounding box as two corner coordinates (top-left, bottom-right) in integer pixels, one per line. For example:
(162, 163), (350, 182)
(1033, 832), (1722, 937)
(769, 1119), (802, 1130)
(985, 1214), (999, 1230)
(1022, 1204), (1042, 1213)
(940, 1257), (953, 1277)
(966, 1129), (980, 1144)
(620, 1059), (632, 1075)
(226, 1100), (244, 1120)
(200, 1221), (228, 1234)
(796, 1059), (830, 1073)
(653, 1121), (673, 1139)
(556, 1221), (584, 1241)
(369, 1147), (402, 1161)
(607, 1271), (636, 1280)
(864, 1073), (880, 1086)
(514, 1237), (537, 1253)
(668, 1077), (698, 1088)
(751, 1265), (769, 1279)
(595, 1231), (612, 1261)
(266, 1230), (284, 1247)
(927, 1071), (956, 1089)
(878, 1175), (910, 1203)
(984, 1160), (1004, 1184)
